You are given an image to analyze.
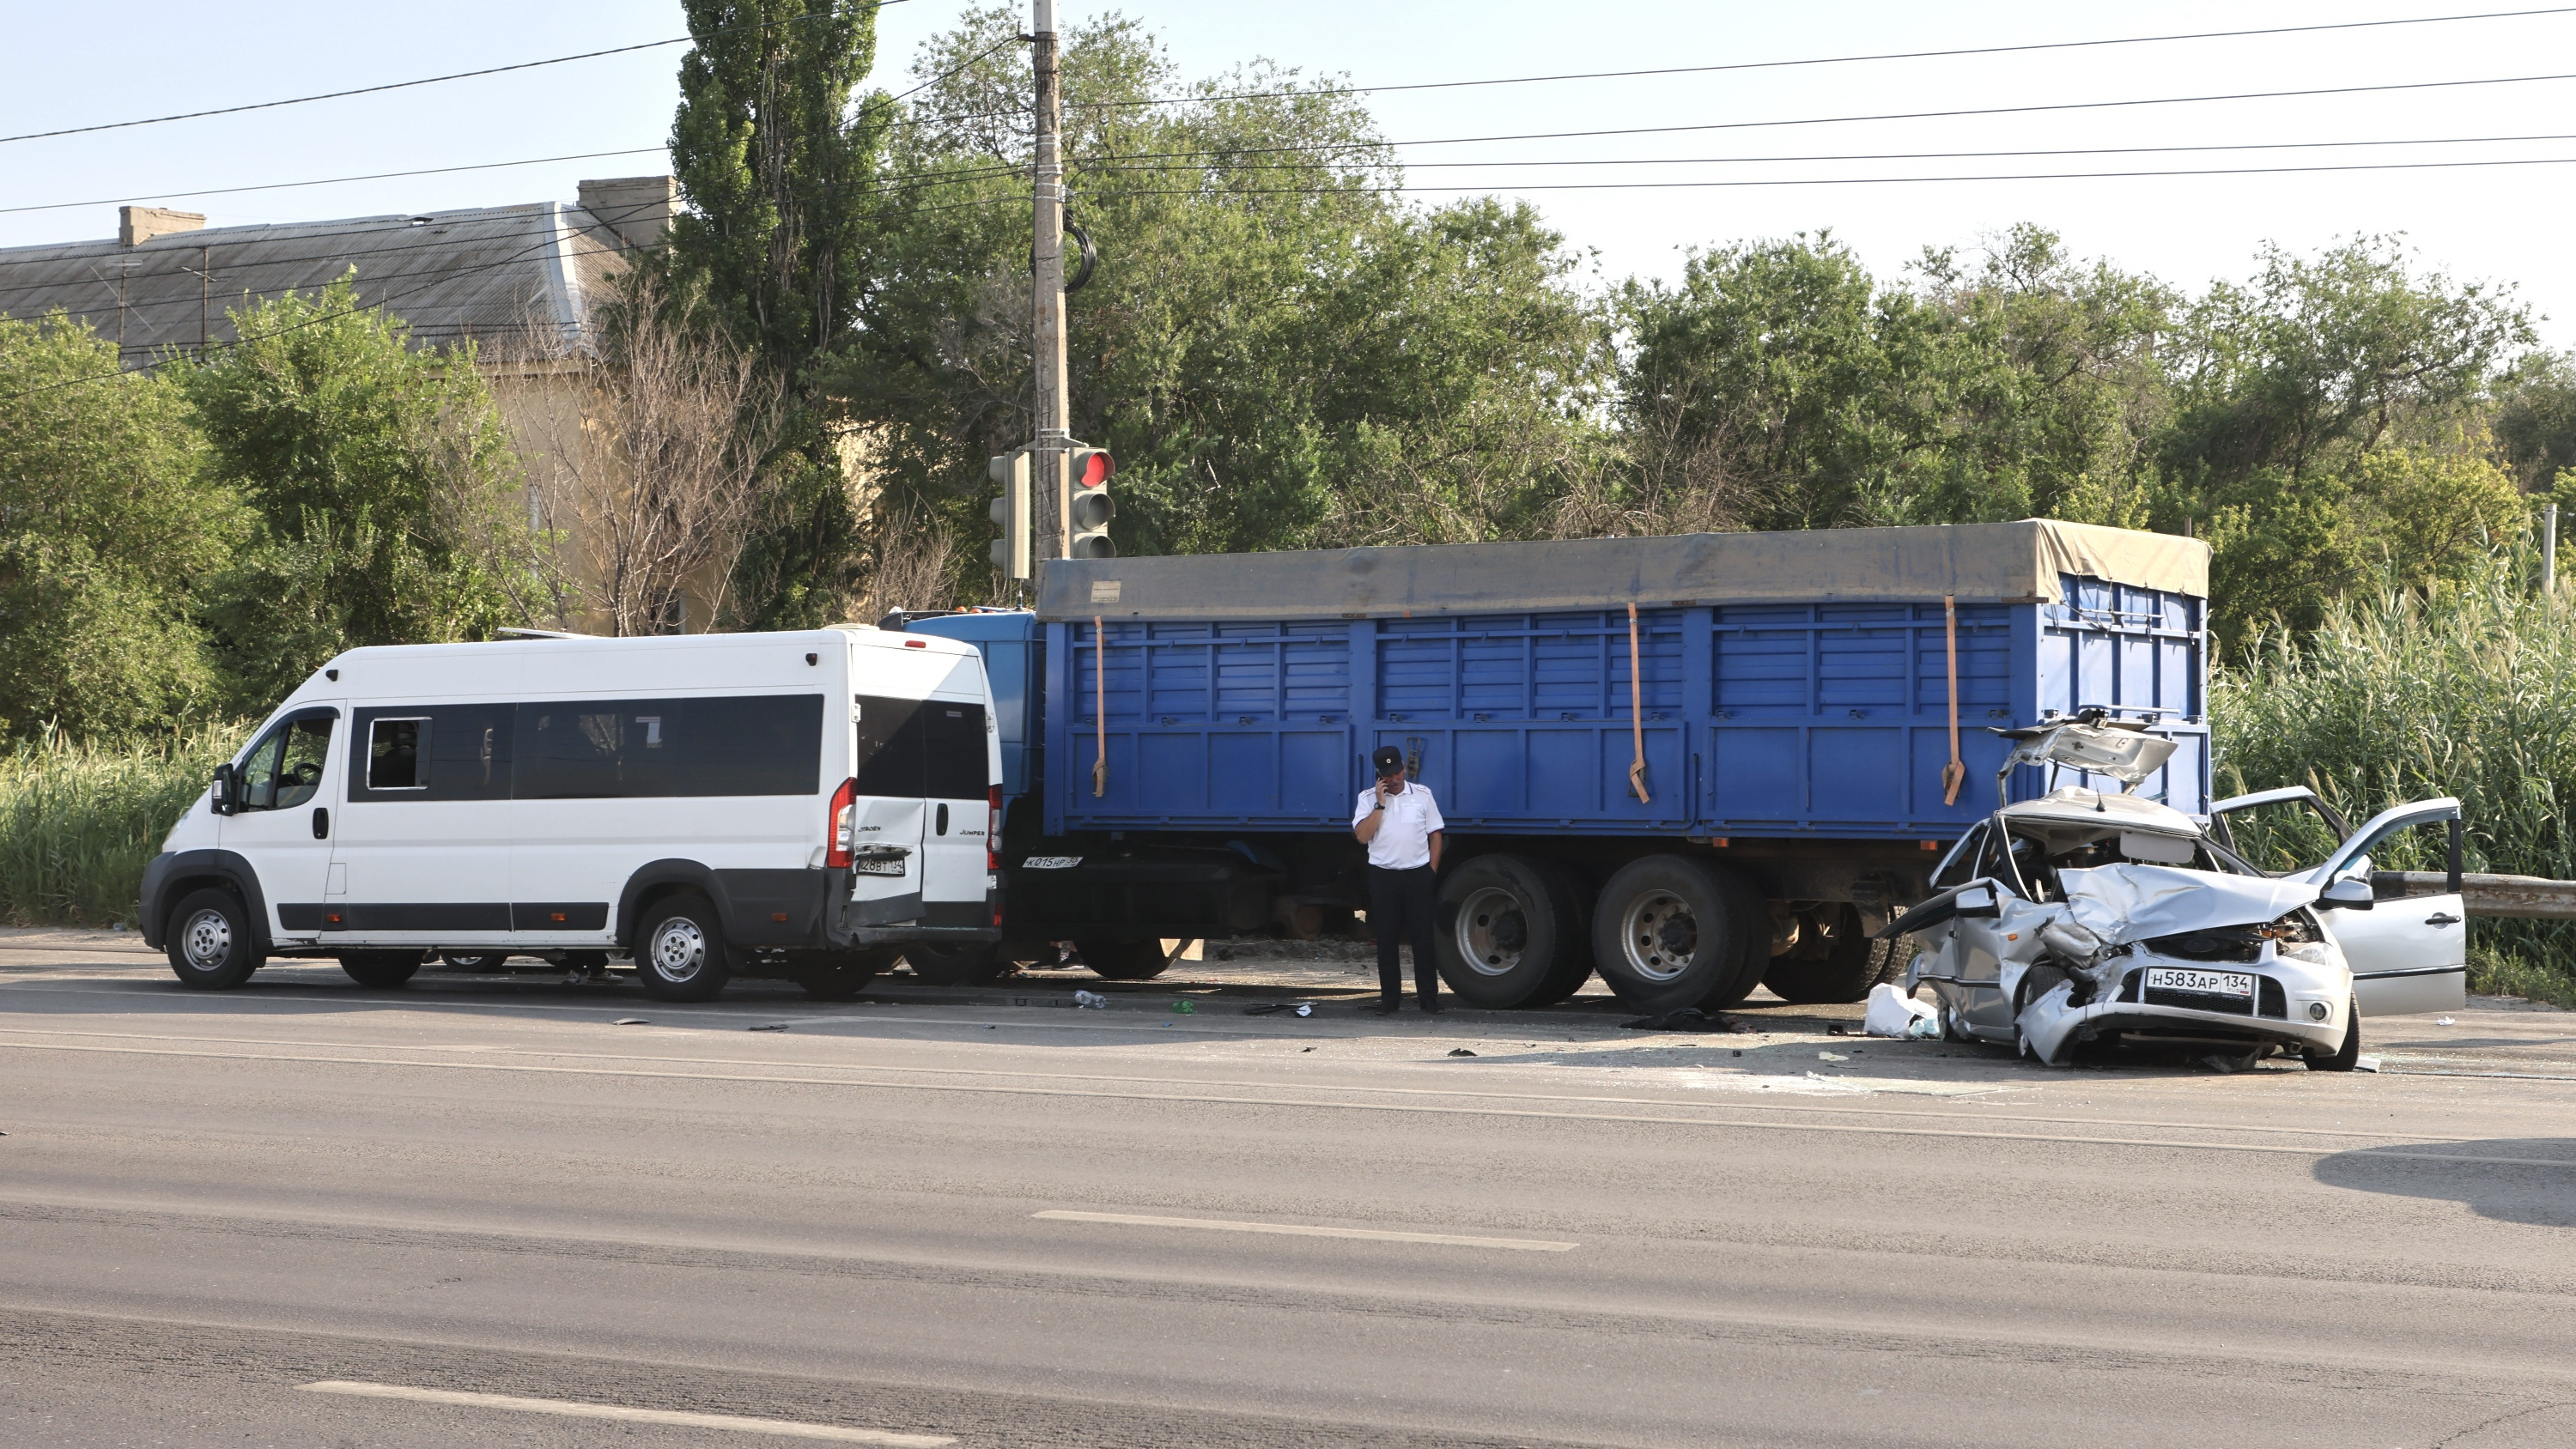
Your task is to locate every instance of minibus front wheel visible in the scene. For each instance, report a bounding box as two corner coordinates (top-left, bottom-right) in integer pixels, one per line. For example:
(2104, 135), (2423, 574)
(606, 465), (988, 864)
(635, 894), (734, 1002)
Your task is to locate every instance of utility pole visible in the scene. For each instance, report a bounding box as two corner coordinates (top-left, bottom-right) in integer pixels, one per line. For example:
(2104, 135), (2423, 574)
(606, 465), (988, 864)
(2546, 502), (2560, 598)
(1030, 0), (1071, 562)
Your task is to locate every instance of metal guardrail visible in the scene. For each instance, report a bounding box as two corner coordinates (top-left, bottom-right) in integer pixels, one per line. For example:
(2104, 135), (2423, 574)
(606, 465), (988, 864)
(2376, 871), (2576, 920)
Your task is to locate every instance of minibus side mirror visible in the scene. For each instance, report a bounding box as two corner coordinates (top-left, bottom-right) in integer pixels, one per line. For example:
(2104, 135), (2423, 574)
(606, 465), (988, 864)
(211, 762), (237, 816)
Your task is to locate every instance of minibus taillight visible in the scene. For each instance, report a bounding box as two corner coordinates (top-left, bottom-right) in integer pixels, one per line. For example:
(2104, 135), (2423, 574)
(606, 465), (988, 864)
(826, 777), (858, 868)
(987, 786), (1002, 871)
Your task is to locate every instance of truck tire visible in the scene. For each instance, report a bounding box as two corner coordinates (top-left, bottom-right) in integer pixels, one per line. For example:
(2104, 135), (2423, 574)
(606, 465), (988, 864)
(1079, 939), (1171, 980)
(635, 893), (733, 1002)
(905, 942), (1007, 986)
(339, 951), (422, 989)
(1590, 856), (1767, 1012)
(1435, 854), (1590, 1009)
(165, 888), (261, 991)
(1762, 905), (1880, 1004)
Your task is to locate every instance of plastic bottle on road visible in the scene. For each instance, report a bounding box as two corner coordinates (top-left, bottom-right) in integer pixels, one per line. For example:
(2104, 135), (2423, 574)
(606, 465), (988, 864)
(1073, 990), (1109, 1009)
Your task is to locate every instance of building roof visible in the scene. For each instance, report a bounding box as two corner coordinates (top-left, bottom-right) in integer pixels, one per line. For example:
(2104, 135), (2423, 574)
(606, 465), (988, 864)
(0, 192), (655, 363)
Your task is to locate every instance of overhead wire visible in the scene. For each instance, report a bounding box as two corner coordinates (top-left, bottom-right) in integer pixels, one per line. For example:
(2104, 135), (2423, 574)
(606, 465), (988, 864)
(909, 4), (2576, 123)
(0, 2), (911, 147)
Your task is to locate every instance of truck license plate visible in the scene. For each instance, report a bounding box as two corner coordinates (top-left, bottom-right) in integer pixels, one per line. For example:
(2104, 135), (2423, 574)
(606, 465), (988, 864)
(2144, 967), (2253, 998)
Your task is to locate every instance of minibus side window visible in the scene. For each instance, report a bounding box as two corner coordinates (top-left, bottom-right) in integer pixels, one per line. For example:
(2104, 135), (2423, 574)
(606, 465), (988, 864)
(678, 695), (823, 797)
(514, 700), (678, 799)
(367, 718), (429, 790)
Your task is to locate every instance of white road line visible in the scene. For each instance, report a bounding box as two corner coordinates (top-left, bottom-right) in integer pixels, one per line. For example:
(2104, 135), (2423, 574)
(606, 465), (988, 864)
(6, 1038), (2570, 1164)
(1034, 1209), (1577, 1251)
(296, 1380), (951, 1445)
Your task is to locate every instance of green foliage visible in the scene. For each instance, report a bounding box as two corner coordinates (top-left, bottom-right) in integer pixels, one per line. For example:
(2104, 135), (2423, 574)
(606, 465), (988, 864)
(670, 0), (890, 627)
(840, 9), (1609, 582)
(2214, 550), (2576, 1000)
(1616, 226), (2172, 533)
(0, 722), (240, 926)
(177, 280), (524, 711)
(0, 315), (243, 741)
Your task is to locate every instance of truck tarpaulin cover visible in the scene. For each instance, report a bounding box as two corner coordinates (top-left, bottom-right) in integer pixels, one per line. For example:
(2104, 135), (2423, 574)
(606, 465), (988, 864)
(1038, 520), (2208, 621)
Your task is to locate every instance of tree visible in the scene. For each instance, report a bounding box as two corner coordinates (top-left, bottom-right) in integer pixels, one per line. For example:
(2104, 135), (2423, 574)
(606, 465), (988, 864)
(522, 270), (786, 637)
(179, 280), (528, 710)
(668, 0), (890, 627)
(0, 316), (240, 739)
(836, 9), (1609, 584)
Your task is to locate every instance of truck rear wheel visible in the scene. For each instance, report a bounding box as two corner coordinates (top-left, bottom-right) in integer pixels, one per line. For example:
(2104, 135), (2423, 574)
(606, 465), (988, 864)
(1436, 854), (1590, 1009)
(1591, 856), (1766, 1012)
(1078, 939), (1171, 980)
(1762, 905), (1884, 1004)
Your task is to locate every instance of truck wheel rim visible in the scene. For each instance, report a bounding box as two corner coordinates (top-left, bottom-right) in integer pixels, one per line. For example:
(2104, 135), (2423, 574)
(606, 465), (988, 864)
(1453, 886), (1530, 977)
(182, 908), (232, 971)
(1619, 891), (1698, 982)
(650, 919), (706, 982)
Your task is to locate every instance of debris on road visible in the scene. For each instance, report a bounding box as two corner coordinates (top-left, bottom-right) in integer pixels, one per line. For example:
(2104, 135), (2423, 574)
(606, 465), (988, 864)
(1448, 1048), (1478, 1057)
(1242, 1001), (1317, 1016)
(2355, 1056), (2383, 1072)
(1818, 1051), (1849, 1062)
(1621, 1007), (1751, 1033)
(2435, 1016), (2458, 1026)
(749, 1022), (788, 1032)
(1170, 1000), (1197, 1015)
(1863, 983), (1941, 1040)
(609, 1018), (648, 1026)
(1072, 991), (1109, 1009)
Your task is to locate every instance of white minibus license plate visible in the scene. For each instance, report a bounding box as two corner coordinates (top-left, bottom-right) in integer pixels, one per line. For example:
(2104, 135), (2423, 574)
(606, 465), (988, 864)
(2144, 967), (2253, 998)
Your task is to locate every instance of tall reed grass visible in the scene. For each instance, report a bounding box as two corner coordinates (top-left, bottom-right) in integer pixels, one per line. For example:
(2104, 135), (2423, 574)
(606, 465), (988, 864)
(2215, 550), (2576, 1002)
(0, 724), (240, 928)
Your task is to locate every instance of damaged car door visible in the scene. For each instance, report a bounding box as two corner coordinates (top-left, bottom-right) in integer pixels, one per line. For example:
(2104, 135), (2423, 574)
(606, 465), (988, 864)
(2212, 791), (2468, 1016)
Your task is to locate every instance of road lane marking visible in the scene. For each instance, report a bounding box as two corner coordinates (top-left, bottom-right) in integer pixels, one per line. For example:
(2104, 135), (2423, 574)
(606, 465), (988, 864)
(1033, 1209), (1576, 1251)
(296, 1381), (950, 1445)
(7, 1037), (2569, 1165)
(0, 1026), (2477, 1143)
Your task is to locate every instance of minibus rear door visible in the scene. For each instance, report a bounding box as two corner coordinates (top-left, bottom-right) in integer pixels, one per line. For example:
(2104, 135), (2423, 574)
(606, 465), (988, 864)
(848, 695), (931, 922)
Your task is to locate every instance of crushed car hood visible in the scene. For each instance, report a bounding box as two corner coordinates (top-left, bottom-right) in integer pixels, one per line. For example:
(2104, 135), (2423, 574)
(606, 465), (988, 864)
(2055, 864), (2320, 945)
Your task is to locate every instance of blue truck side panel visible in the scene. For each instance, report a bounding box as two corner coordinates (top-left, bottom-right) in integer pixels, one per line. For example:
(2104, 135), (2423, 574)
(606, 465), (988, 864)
(919, 572), (2208, 842)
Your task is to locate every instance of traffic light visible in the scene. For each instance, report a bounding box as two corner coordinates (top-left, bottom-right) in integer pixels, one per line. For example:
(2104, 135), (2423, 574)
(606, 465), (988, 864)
(1067, 444), (1115, 559)
(986, 447), (1030, 579)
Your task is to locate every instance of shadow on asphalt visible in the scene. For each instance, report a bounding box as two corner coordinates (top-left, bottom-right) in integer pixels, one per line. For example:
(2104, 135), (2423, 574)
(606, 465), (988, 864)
(2312, 1139), (2576, 1225)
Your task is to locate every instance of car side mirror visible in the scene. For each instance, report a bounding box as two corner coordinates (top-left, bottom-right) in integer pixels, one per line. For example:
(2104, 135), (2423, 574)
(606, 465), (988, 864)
(2319, 876), (2374, 911)
(1954, 885), (2001, 919)
(210, 762), (237, 816)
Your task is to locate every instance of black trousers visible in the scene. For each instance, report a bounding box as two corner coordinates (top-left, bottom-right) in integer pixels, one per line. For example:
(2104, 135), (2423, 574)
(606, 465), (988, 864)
(1368, 864), (1442, 1006)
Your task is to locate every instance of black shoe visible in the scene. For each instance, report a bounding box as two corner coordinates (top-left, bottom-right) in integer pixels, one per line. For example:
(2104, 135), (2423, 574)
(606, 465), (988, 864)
(1366, 1001), (1400, 1016)
(1419, 999), (1446, 1014)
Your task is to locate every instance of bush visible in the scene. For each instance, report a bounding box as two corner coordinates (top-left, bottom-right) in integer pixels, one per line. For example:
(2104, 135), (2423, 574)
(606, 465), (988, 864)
(2214, 549), (2576, 1002)
(0, 724), (240, 927)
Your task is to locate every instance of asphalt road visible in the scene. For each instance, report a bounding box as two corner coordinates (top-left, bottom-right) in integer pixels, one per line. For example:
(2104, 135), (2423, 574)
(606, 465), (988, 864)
(5, 931), (2576, 1448)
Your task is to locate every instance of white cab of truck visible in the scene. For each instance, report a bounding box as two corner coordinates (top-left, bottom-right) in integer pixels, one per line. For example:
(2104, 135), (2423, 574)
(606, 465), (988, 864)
(140, 627), (1000, 1002)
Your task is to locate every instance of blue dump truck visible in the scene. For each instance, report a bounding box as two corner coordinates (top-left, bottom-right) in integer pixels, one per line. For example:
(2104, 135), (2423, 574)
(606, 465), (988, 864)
(900, 519), (2211, 1011)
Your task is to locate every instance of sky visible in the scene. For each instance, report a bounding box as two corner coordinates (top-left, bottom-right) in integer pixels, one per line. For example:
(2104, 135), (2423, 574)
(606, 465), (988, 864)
(3, 1), (2573, 342)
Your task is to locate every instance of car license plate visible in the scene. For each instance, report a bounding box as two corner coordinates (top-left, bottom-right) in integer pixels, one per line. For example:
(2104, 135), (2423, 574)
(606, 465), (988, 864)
(2144, 967), (2253, 998)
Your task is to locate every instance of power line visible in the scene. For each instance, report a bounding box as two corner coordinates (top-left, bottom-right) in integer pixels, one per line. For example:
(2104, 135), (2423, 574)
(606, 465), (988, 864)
(910, 5), (2576, 123)
(1080, 151), (2576, 202)
(1075, 130), (2576, 176)
(0, 3), (910, 147)
(0, 149), (670, 218)
(1062, 68), (2576, 168)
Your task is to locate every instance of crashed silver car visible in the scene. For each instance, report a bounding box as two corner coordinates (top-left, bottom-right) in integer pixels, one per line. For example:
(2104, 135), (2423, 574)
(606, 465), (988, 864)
(1887, 714), (2468, 1070)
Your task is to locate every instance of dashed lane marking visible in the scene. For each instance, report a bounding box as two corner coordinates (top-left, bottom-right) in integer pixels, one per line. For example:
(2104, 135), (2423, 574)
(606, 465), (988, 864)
(1033, 1209), (1577, 1251)
(297, 1380), (951, 1445)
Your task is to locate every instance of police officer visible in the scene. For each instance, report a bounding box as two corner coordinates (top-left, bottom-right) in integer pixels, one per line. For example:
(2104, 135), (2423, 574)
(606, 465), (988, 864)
(1352, 744), (1445, 1014)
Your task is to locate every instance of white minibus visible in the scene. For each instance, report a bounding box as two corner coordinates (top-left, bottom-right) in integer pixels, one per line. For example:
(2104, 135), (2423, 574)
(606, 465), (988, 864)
(140, 627), (999, 1001)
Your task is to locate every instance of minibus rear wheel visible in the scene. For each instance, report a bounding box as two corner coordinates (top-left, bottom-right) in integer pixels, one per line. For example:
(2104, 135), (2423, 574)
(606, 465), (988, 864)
(797, 950), (889, 1001)
(635, 894), (734, 1002)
